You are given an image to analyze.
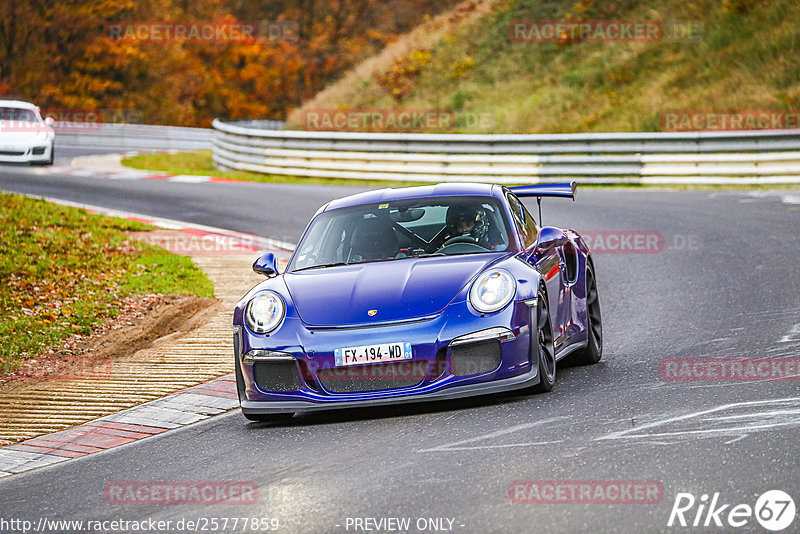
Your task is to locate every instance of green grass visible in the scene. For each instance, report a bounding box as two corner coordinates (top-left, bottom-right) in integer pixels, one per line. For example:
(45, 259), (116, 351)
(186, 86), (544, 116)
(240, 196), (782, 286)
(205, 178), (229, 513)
(122, 150), (438, 188)
(119, 252), (214, 296)
(0, 193), (214, 373)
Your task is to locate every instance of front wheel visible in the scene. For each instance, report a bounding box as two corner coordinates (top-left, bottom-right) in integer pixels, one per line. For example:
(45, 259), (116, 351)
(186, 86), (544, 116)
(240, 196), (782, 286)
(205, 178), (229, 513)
(530, 288), (556, 393)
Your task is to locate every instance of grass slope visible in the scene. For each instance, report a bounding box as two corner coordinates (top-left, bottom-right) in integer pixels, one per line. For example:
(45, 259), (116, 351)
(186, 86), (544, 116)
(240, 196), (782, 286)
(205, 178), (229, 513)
(289, 0), (800, 133)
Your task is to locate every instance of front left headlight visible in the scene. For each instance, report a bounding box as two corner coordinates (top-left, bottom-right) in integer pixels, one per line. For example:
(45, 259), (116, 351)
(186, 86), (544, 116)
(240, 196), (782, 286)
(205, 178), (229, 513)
(36, 130), (48, 141)
(469, 269), (516, 313)
(245, 291), (285, 334)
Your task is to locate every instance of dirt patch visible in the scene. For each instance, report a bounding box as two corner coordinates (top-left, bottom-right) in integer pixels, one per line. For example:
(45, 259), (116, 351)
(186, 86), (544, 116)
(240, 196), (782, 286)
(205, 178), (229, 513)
(0, 294), (221, 392)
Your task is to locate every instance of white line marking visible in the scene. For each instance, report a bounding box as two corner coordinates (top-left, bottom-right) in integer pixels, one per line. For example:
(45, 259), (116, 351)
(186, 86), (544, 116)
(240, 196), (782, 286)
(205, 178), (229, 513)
(740, 191), (800, 205)
(420, 440), (564, 452)
(597, 397), (800, 443)
(168, 175), (212, 183)
(779, 323), (800, 343)
(724, 435), (747, 445)
(417, 417), (566, 452)
(705, 409), (800, 422)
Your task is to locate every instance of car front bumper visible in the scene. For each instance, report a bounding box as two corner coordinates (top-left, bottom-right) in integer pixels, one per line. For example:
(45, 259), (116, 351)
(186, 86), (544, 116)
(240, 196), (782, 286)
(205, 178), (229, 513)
(240, 364), (540, 413)
(236, 299), (540, 414)
(0, 142), (52, 163)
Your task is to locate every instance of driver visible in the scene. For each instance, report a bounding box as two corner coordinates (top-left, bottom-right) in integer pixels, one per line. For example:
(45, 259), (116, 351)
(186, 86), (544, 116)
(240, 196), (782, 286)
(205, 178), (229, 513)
(443, 204), (491, 249)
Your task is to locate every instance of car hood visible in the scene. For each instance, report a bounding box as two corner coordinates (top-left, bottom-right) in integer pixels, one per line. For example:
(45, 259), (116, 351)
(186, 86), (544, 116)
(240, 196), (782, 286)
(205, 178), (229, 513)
(284, 254), (507, 326)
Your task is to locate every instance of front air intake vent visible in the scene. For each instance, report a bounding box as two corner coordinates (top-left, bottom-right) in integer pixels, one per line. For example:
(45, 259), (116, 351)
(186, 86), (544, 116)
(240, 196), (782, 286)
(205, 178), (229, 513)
(253, 361), (300, 392)
(450, 340), (502, 377)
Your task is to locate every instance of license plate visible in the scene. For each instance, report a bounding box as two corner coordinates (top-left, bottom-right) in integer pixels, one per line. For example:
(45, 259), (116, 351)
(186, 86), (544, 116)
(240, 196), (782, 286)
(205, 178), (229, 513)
(334, 342), (412, 367)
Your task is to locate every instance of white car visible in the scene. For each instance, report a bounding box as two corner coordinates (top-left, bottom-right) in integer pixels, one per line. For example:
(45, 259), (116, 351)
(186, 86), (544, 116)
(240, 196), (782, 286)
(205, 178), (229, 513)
(0, 100), (55, 165)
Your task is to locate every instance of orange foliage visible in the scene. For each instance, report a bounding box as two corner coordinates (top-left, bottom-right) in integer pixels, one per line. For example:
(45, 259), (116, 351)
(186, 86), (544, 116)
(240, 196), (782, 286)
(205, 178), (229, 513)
(0, 0), (462, 126)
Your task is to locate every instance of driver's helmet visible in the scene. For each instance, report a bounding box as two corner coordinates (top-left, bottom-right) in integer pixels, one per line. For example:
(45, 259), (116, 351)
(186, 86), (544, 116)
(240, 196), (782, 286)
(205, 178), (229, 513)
(445, 204), (488, 241)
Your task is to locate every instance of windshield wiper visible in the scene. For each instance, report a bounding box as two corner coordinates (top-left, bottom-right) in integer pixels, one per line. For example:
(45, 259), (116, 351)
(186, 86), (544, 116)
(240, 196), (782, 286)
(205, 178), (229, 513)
(292, 262), (349, 272)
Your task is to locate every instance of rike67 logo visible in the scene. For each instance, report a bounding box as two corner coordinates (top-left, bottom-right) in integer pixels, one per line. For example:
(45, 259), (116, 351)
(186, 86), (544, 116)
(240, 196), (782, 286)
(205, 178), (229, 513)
(668, 490), (796, 531)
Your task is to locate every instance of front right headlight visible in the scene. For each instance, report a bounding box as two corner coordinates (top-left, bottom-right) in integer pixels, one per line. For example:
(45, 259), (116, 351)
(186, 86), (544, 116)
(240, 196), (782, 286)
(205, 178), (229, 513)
(469, 269), (516, 313)
(245, 291), (285, 334)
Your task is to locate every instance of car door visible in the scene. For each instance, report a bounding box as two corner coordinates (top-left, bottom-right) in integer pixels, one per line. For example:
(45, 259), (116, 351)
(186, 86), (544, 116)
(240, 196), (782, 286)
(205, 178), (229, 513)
(507, 193), (570, 350)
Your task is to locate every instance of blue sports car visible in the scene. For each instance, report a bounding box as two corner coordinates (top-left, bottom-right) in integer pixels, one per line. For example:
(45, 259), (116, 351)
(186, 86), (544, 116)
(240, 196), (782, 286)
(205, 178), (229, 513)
(233, 182), (602, 422)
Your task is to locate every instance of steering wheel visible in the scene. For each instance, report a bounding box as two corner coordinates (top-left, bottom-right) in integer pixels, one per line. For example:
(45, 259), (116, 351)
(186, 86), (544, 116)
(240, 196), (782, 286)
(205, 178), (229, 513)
(442, 235), (479, 247)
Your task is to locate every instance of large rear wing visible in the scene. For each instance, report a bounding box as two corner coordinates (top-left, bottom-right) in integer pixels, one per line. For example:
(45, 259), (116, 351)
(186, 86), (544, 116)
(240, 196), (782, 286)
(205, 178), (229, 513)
(507, 182), (577, 225)
(508, 181), (577, 200)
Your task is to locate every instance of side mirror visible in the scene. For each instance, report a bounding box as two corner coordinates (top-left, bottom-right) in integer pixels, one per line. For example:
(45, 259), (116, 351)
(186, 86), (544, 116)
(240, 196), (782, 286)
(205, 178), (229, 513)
(44, 117), (55, 127)
(534, 227), (568, 254)
(253, 252), (279, 277)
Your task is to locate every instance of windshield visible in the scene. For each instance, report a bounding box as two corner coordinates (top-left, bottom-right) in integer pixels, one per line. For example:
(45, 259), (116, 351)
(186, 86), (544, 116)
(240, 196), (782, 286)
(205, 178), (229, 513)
(289, 196), (514, 272)
(0, 108), (38, 123)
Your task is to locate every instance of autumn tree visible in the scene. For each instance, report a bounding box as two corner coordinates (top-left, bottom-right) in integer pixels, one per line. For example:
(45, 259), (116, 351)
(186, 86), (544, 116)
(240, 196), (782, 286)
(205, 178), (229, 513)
(0, 0), (463, 126)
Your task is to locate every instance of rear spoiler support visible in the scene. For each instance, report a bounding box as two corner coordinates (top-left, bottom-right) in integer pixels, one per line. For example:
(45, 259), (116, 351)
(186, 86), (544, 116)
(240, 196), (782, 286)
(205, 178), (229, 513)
(537, 197), (542, 227)
(508, 181), (577, 225)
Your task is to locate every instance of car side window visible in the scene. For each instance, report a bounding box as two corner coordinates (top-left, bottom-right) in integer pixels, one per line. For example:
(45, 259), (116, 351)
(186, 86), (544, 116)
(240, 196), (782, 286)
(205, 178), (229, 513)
(507, 194), (536, 248)
(520, 202), (539, 248)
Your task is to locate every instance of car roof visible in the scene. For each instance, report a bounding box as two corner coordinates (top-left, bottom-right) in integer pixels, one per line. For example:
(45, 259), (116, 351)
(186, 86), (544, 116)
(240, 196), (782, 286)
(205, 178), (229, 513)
(324, 182), (504, 211)
(0, 100), (38, 110)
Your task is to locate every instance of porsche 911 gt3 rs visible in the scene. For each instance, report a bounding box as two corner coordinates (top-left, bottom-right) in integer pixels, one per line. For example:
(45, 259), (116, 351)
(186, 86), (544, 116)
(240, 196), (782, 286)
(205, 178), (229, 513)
(234, 182), (602, 422)
(0, 100), (55, 166)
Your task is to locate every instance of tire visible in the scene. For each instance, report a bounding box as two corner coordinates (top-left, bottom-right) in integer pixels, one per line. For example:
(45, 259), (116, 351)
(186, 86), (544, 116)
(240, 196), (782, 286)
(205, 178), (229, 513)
(567, 261), (603, 365)
(530, 287), (556, 393)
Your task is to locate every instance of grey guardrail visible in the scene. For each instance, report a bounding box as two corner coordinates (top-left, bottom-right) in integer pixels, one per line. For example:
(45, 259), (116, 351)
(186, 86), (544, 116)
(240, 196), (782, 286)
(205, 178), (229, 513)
(211, 119), (800, 184)
(54, 123), (215, 151)
(221, 119), (286, 130)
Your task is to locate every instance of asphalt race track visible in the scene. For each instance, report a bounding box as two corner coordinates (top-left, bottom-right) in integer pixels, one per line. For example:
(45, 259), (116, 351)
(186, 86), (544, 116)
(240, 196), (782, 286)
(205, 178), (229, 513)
(1, 160), (799, 532)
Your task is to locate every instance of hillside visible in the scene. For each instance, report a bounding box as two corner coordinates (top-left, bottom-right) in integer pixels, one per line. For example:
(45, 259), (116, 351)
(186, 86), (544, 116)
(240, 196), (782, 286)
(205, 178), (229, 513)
(288, 0), (800, 133)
